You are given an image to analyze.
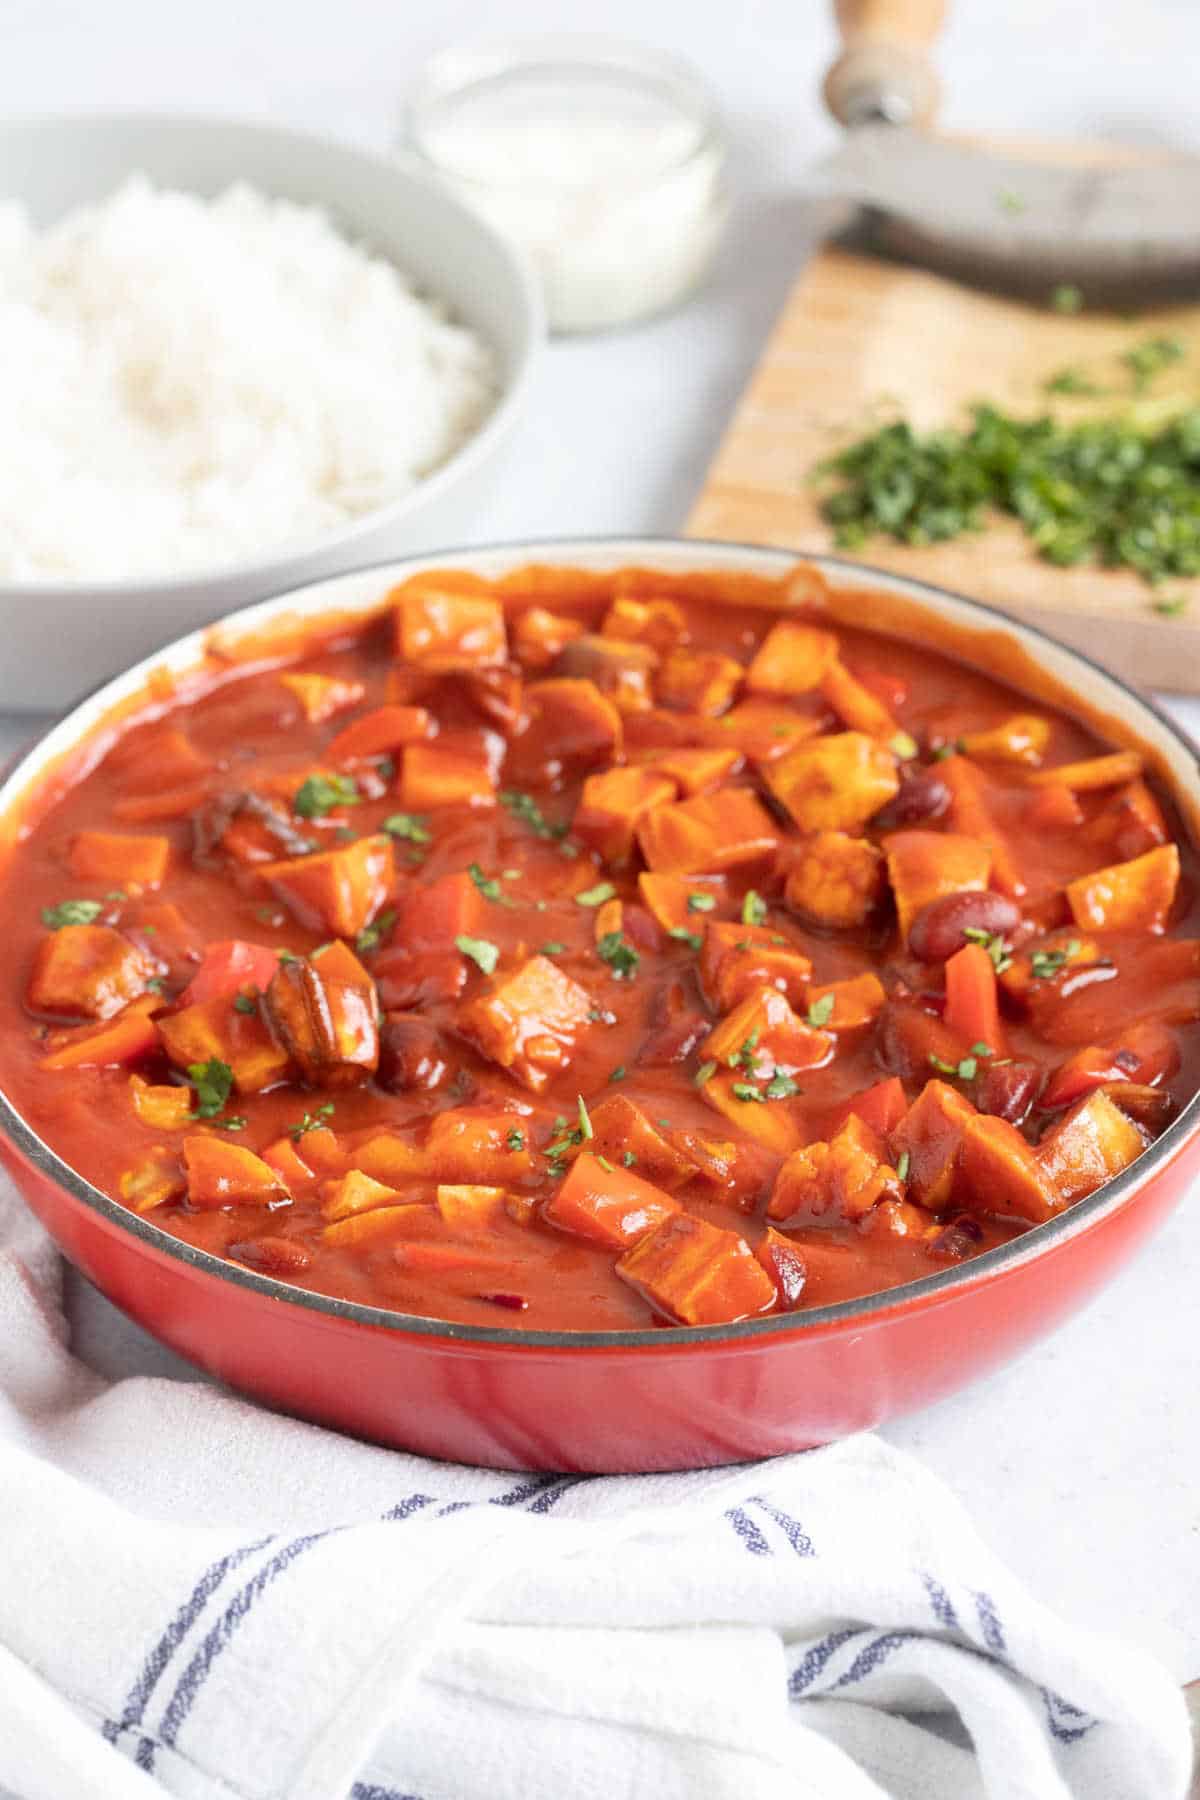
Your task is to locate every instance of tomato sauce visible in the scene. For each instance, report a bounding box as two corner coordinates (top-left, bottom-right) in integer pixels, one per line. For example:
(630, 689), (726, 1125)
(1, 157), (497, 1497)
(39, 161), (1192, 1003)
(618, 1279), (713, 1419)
(0, 561), (1196, 1332)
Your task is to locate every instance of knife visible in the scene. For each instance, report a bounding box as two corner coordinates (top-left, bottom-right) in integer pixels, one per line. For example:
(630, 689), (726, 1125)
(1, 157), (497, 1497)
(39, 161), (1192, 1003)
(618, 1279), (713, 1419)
(809, 0), (1200, 298)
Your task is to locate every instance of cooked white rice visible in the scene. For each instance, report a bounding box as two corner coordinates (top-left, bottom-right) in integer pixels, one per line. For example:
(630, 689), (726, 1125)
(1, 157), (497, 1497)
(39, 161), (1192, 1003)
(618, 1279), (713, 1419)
(0, 177), (498, 582)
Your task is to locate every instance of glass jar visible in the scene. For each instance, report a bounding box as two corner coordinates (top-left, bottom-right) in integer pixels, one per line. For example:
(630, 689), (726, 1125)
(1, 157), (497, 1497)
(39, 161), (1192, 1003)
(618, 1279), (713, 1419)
(406, 36), (729, 335)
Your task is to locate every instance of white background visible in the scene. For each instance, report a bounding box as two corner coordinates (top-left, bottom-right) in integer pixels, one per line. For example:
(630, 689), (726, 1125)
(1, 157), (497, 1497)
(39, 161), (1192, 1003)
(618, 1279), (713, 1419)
(3, 0), (1200, 1685)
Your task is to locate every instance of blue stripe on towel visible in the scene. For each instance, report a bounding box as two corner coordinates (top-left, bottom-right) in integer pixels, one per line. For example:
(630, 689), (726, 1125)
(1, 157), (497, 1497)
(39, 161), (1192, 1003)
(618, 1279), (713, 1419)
(1040, 1685), (1099, 1744)
(829, 1630), (920, 1689)
(101, 1533), (275, 1749)
(788, 1627), (861, 1697)
(972, 1589), (1006, 1654)
(919, 1570), (960, 1631)
(725, 1507), (772, 1555)
(350, 1786), (425, 1799)
(749, 1497), (815, 1557)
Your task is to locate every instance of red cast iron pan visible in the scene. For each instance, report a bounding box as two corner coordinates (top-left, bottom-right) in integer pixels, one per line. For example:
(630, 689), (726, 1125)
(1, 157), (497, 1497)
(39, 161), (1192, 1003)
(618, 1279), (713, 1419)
(2, 538), (1197, 1473)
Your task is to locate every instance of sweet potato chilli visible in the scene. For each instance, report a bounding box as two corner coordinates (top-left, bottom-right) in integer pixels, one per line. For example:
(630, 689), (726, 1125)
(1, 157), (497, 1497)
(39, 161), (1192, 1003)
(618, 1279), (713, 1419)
(2, 563), (1198, 1332)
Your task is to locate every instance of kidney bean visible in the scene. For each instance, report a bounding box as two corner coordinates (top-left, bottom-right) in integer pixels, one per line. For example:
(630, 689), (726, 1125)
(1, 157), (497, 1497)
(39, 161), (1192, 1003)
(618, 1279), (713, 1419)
(970, 1059), (1042, 1125)
(908, 890), (1023, 963)
(229, 1236), (312, 1275)
(925, 1213), (984, 1261)
(377, 1014), (449, 1093)
(873, 767), (951, 830)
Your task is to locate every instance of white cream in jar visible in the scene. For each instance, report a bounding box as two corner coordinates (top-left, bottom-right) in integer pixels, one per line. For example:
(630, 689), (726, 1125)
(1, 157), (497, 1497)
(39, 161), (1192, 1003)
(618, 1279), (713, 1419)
(408, 38), (729, 335)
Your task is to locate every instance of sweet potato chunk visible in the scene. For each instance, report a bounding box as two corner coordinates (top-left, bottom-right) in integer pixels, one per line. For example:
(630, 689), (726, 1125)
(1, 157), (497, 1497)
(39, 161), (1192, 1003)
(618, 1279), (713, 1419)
(1026, 784), (1084, 832)
(656, 649), (742, 717)
(942, 942), (1005, 1054)
(278, 673), (365, 723)
(960, 714), (1051, 767)
(69, 831), (171, 889)
(320, 1168), (401, 1222)
(768, 1115), (903, 1224)
(179, 940), (281, 1009)
(394, 584), (506, 671)
(558, 635), (658, 713)
(700, 700), (824, 766)
(637, 788), (779, 874)
(940, 756), (1023, 897)
(513, 606), (586, 671)
(884, 830), (992, 946)
(29, 925), (159, 1021)
(784, 831), (885, 928)
(581, 1095), (699, 1191)
(518, 678), (623, 775)
(819, 660), (898, 738)
(890, 1080), (978, 1210)
(545, 1151), (680, 1249)
(436, 1184), (507, 1231)
(746, 621), (838, 694)
(642, 747), (740, 795)
(260, 835), (394, 939)
(183, 1137), (288, 1209)
(459, 955), (593, 1092)
(119, 1147), (185, 1214)
(701, 1071), (804, 1155)
(326, 705), (431, 764)
(323, 1204), (434, 1247)
(956, 1114), (1058, 1224)
(615, 1213), (776, 1324)
(703, 985), (834, 1077)
(830, 1075), (908, 1138)
(399, 742), (497, 810)
(157, 995), (291, 1094)
(423, 1111), (537, 1182)
(1037, 1090), (1148, 1203)
(805, 972), (886, 1031)
(1066, 844), (1180, 935)
(600, 595), (686, 655)
(129, 1075), (193, 1130)
(40, 997), (161, 1071)
(699, 920), (812, 1012)
(263, 955), (379, 1087)
(574, 768), (676, 865)
(766, 733), (899, 834)
(638, 873), (725, 939)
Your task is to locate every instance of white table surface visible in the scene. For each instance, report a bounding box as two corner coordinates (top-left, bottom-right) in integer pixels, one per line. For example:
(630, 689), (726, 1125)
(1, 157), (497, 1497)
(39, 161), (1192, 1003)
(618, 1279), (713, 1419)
(3, 0), (1199, 1691)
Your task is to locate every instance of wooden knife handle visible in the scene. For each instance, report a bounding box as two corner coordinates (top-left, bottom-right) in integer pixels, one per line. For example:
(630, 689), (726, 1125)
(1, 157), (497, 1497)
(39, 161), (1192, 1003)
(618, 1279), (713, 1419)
(824, 0), (947, 129)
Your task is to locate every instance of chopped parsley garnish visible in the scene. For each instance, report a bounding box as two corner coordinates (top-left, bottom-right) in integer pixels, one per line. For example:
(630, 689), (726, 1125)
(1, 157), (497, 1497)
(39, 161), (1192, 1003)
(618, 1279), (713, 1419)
(233, 992), (258, 1015)
(540, 941), (566, 955)
(455, 934), (500, 976)
(731, 1081), (765, 1103)
(293, 773), (360, 818)
(575, 881), (617, 907)
(288, 1101), (335, 1140)
(815, 380), (1200, 586)
(996, 187), (1026, 215)
(1153, 593), (1191, 618)
(186, 1059), (234, 1119)
(1030, 940), (1080, 980)
(668, 926), (702, 951)
(962, 926), (1013, 974)
(622, 1151), (637, 1168)
(355, 907), (396, 956)
(215, 1116), (248, 1132)
(500, 789), (567, 840)
(506, 1128), (525, 1152)
(687, 892), (716, 913)
(381, 812), (431, 844)
(1050, 283), (1083, 314)
(763, 1073), (801, 1100)
(596, 1154), (615, 1173)
(576, 1095), (594, 1140)
(741, 890), (767, 927)
(42, 898), (103, 929)
(145, 977), (167, 994)
(597, 931), (639, 979)
(731, 1027), (760, 1073)
(929, 1044), (992, 1082)
(608, 1065), (626, 1083)
(1043, 366), (1105, 398)
(807, 994), (834, 1028)
(694, 1059), (718, 1087)
(1122, 334), (1184, 394)
(468, 862), (516, 906)
(896, 1151), (911, 1182)
(889, 731), (919, 761)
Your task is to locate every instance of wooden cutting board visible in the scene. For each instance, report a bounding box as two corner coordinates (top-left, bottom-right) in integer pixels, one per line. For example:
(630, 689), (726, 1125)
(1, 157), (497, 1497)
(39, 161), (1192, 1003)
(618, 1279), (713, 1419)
(688, 242), (1200, 693)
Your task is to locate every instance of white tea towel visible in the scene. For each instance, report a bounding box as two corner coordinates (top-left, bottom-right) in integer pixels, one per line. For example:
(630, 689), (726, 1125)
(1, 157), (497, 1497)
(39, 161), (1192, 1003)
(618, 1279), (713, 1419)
(0, 1177), (1191, 1800)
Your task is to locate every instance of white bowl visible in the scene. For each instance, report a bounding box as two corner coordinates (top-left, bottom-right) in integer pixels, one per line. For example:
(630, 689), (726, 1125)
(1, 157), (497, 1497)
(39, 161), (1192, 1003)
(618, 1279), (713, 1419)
(0, 112), (542, 710)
